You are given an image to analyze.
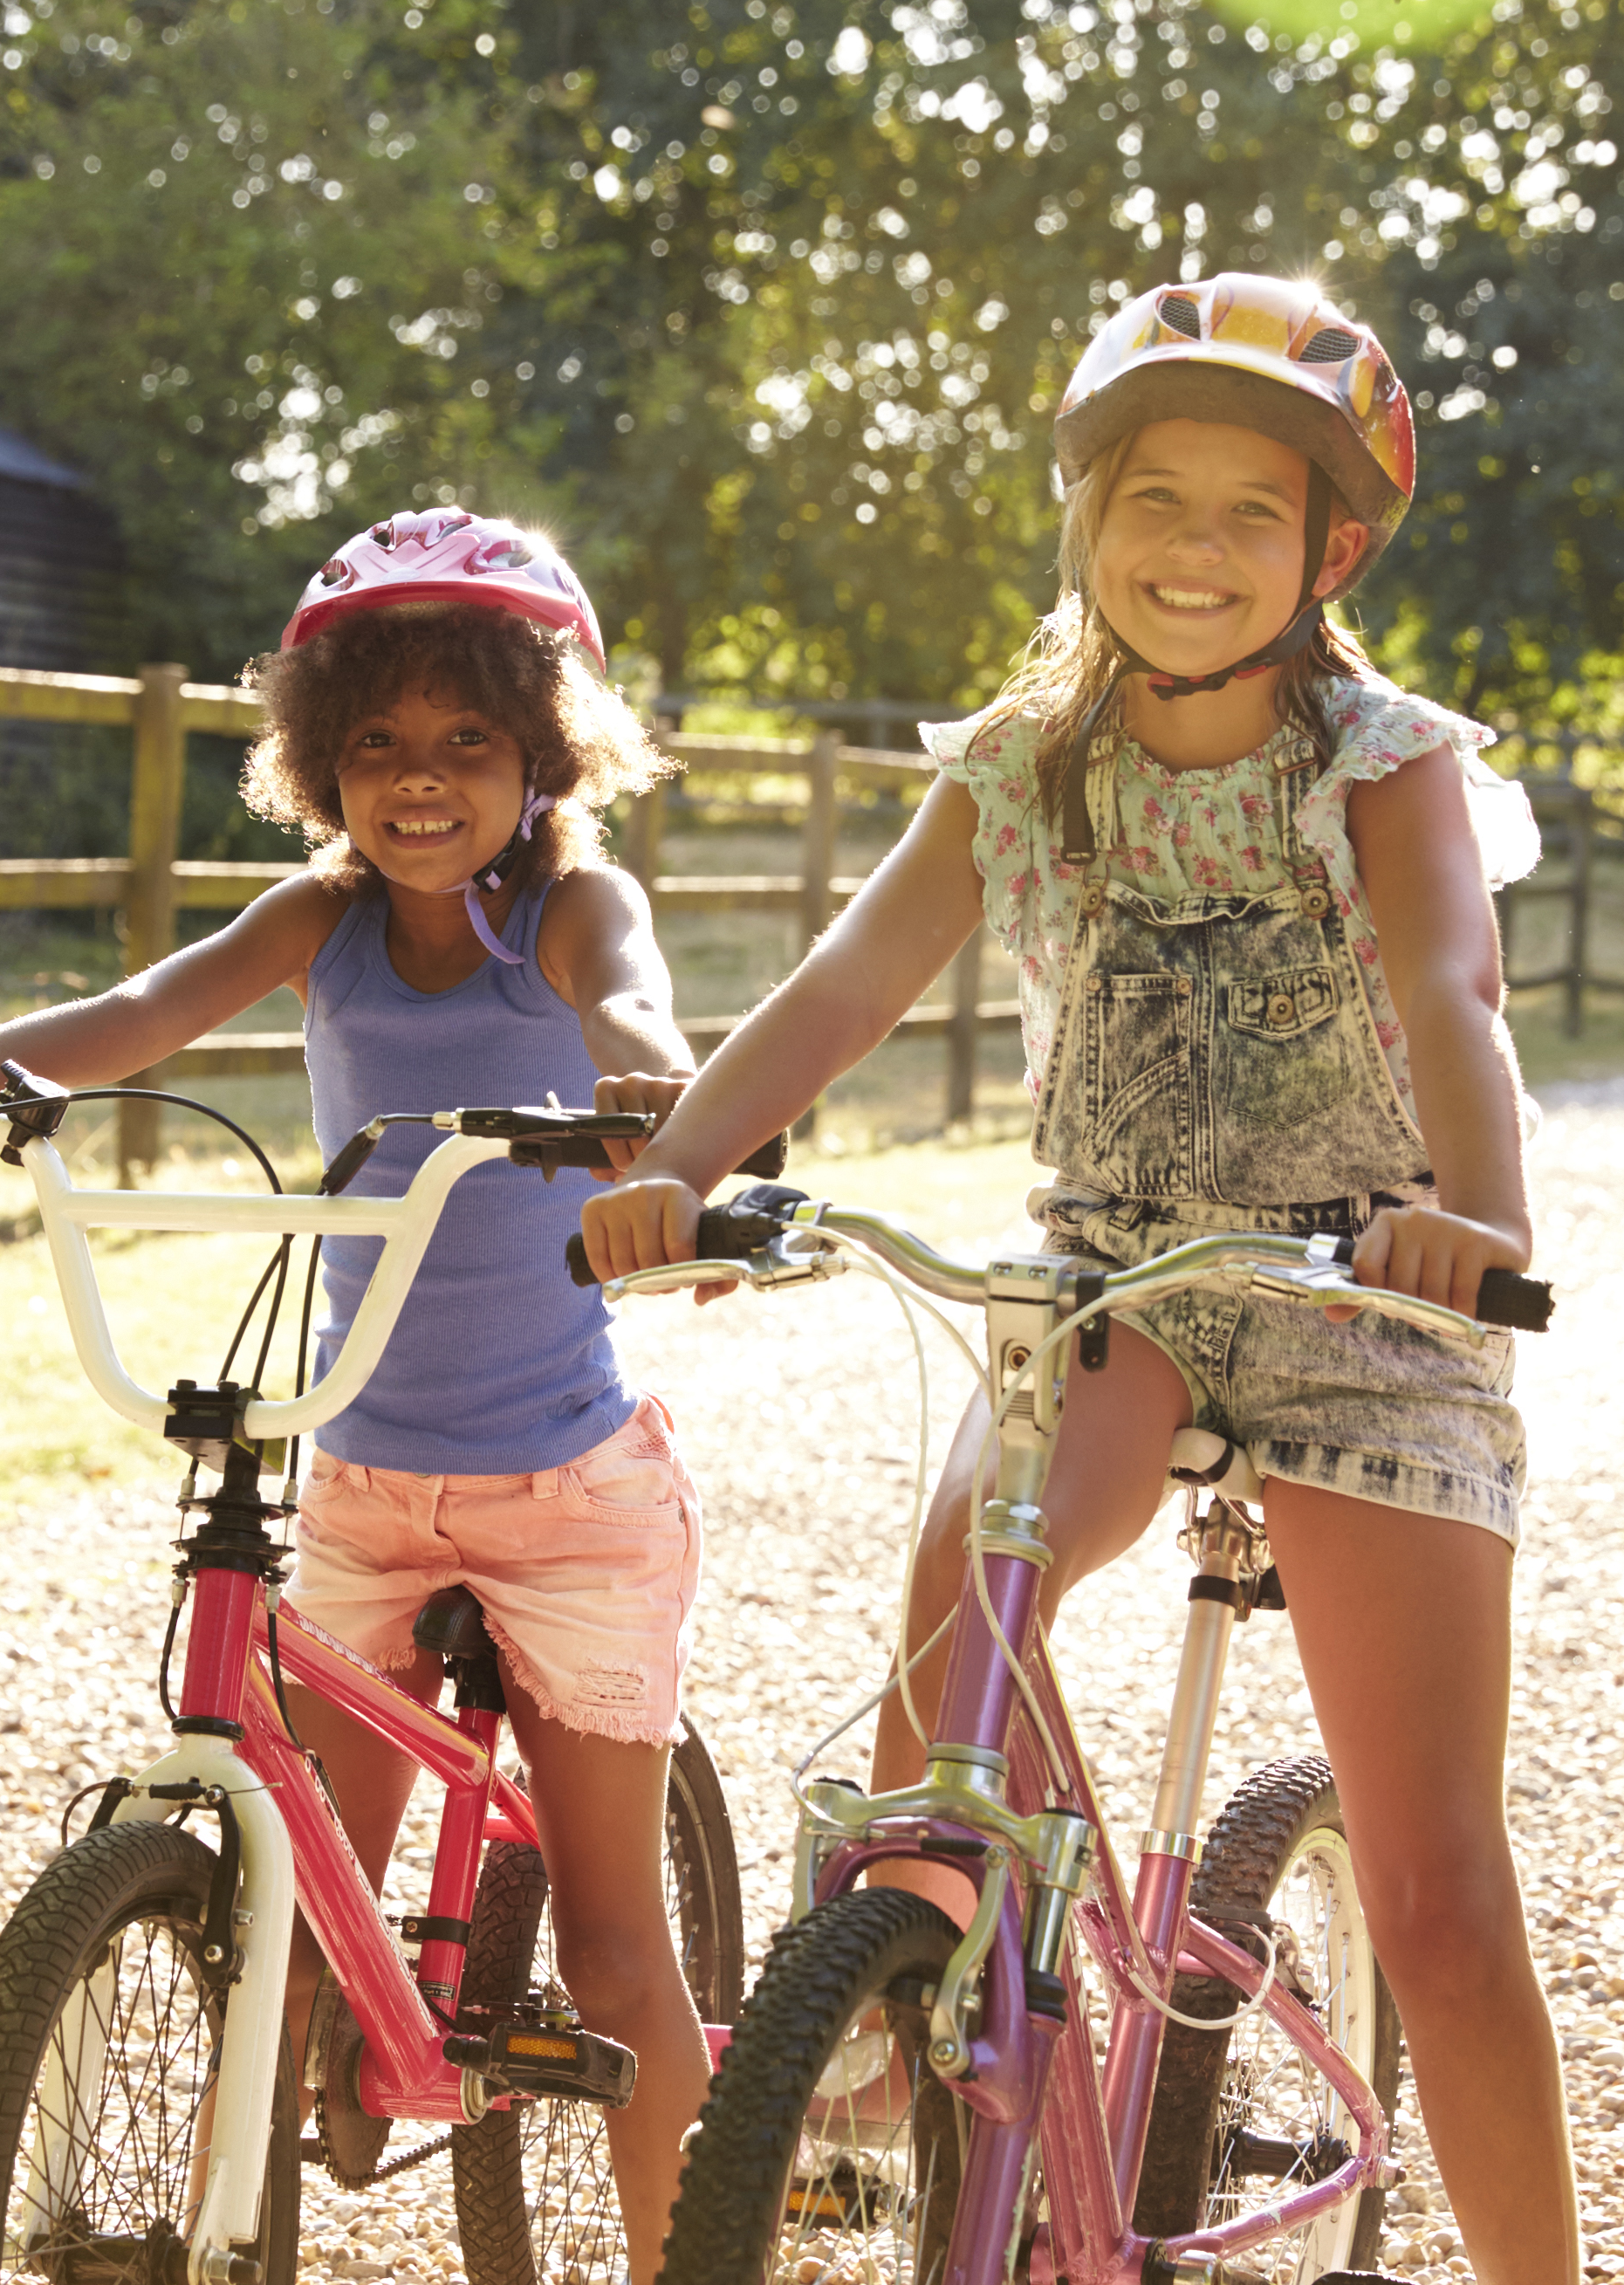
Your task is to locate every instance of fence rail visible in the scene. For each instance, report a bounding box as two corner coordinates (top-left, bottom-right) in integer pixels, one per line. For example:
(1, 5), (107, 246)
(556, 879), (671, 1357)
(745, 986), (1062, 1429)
(2, 662), (1618, 1181)
(0, 669), (1018, 1176)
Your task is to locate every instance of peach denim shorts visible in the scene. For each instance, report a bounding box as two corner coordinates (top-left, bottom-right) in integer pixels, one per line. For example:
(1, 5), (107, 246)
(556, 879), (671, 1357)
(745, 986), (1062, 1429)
(284, 1394), (701, 1747)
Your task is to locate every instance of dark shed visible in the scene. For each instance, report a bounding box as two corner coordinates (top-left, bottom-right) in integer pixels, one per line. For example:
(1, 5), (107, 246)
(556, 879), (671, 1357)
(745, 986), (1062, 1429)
(0, 429), (127, 670)
(0, 431), (131, 859)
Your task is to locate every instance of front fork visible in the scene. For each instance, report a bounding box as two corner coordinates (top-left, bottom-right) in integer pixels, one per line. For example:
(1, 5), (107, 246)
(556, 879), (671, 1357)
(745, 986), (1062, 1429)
(112, 1734), (296, 2285)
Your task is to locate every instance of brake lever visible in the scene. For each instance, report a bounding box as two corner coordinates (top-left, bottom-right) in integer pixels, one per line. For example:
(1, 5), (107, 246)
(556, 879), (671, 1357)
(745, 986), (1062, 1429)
(1242, 1263), (1486, 1347)
(602, 1232), (845, 1303)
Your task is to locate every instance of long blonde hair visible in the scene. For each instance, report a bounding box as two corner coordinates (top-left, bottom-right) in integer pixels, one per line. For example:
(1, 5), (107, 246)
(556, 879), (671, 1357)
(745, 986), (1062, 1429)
(989, 429), (1375, 818)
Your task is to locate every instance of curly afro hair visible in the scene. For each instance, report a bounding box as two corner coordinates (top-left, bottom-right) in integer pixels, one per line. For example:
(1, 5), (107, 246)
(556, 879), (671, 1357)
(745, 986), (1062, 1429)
(240, 603), (668, 896)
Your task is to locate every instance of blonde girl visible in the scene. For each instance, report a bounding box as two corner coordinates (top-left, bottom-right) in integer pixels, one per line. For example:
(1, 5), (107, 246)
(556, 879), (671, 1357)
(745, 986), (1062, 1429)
(582, 276), (1579, 2282)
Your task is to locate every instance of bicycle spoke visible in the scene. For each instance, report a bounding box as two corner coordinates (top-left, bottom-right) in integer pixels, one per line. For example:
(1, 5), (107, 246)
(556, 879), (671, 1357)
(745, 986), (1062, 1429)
(6, 1907), (219, 2276)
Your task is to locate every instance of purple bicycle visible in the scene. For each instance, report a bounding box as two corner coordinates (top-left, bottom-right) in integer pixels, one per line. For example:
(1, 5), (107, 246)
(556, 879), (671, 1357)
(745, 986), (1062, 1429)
(568, 1183), (1552, 2285)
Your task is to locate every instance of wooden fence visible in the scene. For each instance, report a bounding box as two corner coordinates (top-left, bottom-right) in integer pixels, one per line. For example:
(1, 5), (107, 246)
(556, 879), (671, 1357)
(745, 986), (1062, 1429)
(0, 669), (1018, 1179)
(1, 662), (1618, 1182)
(1497, 773), (1624, 1037)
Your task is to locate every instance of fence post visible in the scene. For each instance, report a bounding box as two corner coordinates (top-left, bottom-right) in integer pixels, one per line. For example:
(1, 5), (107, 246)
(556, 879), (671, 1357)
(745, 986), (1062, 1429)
(1566, 784), (1593, 1039)
(946, 928), (982, 1124)
(800, 731), (839, 951)
(624, 721), (672, 890)
(792, 731), (840, 1141)
(119, 662), (188, 1184)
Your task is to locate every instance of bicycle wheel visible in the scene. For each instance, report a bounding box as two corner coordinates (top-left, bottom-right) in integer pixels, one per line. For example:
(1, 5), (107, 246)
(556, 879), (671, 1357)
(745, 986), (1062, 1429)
(0, 1820), (299, 2285)
(1134, 1755), (1401, 2282)
(658, 1888), (970, 2285)
(454, 1721), (744, 2285)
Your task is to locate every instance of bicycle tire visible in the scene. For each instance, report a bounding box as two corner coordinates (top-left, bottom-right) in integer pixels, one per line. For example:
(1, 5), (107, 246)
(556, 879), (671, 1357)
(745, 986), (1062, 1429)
(657, 1888), (967, 2285)
(1134, 1755), (1401, 2282)
(453, 1721), (744, 2285)
(0, 1820), (299, 2285)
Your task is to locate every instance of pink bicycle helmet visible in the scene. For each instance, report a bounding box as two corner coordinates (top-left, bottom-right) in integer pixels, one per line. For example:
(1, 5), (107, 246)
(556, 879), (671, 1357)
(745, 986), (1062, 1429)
(282, 509), (605, 669)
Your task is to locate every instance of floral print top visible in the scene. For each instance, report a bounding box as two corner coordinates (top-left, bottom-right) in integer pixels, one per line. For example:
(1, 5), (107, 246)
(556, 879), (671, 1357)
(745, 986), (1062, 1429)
(923, 669), (1541, 1125)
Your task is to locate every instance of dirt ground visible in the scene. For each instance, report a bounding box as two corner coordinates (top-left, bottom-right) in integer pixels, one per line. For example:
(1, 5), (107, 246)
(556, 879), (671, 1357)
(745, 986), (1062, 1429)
(0, 1081), (1619, 2281)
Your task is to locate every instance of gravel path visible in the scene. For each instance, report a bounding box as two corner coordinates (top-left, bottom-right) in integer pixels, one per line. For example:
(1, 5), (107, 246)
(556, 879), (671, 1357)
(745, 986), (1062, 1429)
(0, 1081), (1618, 2282)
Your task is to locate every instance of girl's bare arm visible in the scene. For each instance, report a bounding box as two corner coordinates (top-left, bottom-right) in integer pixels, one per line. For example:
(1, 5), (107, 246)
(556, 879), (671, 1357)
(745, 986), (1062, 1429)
(579, 775), (984, 1275)
(0, 874), (343, 1087)
(1345, 743), (1533, 1314)
(538, 867), (696, 1170)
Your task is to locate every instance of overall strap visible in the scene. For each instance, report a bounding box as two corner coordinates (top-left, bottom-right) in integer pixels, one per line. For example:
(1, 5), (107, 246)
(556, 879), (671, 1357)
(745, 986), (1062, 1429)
(1059, 664), (1128, 866)
(1273, 734), (1333, 918)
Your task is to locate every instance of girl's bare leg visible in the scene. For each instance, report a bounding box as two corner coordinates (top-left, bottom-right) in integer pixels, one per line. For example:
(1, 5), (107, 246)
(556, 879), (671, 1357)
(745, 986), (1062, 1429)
(504, 1687), (713, 2285)
(1265, 1485), (1579, 2285)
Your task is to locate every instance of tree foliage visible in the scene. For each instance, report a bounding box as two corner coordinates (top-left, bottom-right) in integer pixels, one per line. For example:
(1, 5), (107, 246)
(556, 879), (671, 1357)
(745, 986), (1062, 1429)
(0, 0), (1618, 722)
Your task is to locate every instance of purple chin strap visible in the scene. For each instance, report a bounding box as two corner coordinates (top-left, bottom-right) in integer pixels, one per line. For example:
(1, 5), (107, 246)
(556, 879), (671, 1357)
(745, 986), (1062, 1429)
(379, 790), (558, 965)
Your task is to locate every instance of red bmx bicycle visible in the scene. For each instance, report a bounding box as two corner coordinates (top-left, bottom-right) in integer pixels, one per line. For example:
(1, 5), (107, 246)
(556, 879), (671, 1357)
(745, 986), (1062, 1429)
(0, 1069), (761, 2285)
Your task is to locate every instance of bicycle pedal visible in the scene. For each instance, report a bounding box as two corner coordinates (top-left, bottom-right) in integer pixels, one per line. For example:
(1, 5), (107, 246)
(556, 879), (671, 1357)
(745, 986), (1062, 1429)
(785, 2161), (894, 2227)
(442, 2020), (637, 2109)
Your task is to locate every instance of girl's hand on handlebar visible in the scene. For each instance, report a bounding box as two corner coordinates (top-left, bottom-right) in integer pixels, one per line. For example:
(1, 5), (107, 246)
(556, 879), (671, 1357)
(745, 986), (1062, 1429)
(579, 1176), (739, 1304)
(591, 1072), (690, 1177)
(1336, 1203), (1531, 1322)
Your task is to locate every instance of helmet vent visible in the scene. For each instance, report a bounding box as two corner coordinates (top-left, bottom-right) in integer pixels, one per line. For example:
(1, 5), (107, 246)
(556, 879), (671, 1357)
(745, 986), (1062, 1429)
(1157, 294), (1203, 340)
(1299, 326), (1361, 366)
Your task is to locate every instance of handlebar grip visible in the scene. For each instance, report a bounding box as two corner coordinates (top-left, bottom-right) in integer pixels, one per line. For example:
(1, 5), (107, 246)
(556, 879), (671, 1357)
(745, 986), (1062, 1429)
(565, 1179), (811, 1289)
(1472, 1267), (1553, 1332)
(1327, 1237), (1552, 1331)
(519, 1130), (790, 1178)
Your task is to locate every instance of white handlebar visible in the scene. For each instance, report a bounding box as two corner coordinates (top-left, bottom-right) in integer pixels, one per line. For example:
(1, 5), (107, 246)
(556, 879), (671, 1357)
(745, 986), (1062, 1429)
(24, 1130), (510, 1441)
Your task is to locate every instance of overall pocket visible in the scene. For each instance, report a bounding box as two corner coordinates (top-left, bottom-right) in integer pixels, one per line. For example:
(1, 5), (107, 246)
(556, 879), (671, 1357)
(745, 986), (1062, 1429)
(1215, 958), (1357, 1148)
(1210, 946), (1422, 1197)
(1080, 971), (1195, 1197)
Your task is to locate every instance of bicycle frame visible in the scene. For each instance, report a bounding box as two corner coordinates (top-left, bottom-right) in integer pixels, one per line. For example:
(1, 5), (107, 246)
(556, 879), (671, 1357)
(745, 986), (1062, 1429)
(10, 1124), (586, 2285)
(711, 1232), (1401, 2285)
(102, 1592), (538, 2275)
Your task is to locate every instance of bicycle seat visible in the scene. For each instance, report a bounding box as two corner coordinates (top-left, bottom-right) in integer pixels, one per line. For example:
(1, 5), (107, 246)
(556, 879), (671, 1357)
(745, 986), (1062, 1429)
(1167, 1428), (1265, 1505)
(412, 1584), (494, 1662)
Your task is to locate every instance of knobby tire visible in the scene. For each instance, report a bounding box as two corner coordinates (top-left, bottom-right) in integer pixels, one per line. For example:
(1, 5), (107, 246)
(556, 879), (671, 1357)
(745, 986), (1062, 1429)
(1134, 1754), (1401, 2283)
(0, 1820), (299, 2285)
(657, 1887), (966, 2285)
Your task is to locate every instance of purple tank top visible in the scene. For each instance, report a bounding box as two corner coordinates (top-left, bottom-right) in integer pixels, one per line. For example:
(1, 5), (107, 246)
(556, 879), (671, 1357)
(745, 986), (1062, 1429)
(303, 882), (634, 1472)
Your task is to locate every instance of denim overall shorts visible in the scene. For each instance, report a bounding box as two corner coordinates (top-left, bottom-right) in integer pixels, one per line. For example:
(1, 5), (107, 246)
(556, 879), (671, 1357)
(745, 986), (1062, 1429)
(1030, 737), (1525, 1543)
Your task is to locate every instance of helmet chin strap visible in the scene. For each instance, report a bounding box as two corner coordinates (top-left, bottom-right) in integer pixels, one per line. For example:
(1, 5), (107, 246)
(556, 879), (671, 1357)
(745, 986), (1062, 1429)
(373, 789), (558, 964)
(1061, 463), (1333, 867)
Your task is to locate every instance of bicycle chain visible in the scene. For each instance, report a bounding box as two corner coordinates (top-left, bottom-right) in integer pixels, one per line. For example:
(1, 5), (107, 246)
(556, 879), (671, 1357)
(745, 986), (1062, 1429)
(312, 2092), (453, 2188)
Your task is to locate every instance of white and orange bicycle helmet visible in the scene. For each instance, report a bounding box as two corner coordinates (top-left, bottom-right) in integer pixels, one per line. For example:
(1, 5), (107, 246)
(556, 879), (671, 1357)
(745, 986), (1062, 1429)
(1055, 271), (1415, 601)
(1051, 275), (1417, 861)
(282, 508), (606, 669)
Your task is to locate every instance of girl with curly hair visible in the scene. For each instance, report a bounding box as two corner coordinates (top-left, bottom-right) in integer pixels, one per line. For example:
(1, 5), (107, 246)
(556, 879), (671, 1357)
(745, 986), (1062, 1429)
(0, 511), (710, 2282)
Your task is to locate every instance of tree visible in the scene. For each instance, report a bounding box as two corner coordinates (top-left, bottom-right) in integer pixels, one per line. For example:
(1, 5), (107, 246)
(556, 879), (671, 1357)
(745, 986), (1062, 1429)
(0, 0), (1618, 723)
(0, 0), (523, 675)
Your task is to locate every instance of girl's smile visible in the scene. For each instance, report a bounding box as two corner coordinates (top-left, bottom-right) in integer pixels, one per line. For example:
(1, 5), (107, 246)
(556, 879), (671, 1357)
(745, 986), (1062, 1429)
(1142, 580), (1243, 616)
